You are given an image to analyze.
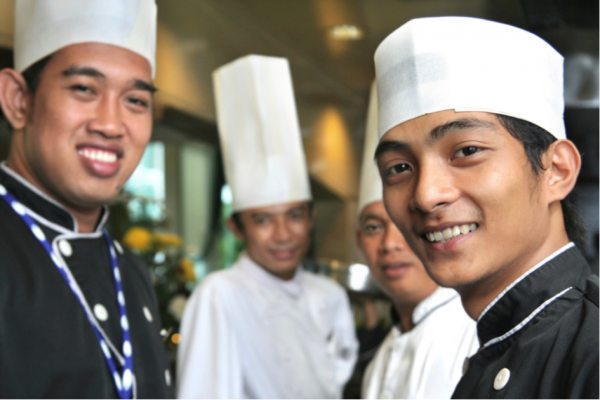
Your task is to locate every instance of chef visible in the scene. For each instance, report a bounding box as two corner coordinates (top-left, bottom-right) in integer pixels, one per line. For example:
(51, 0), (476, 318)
(177, 55), (358, 399)
(373, 17), (598, 398)
(0, 0), (173, 398)
(358, 83), (477, 399)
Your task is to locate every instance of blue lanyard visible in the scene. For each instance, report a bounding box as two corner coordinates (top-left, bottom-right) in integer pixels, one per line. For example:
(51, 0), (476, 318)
(0, 184), (134, 399)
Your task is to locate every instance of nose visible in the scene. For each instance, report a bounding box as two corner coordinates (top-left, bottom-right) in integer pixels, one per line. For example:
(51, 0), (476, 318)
(273, 218), (292, 243)
(410, 159), (459, 213)
(88, 93), (124, 138)
(380, 221), (410, 255)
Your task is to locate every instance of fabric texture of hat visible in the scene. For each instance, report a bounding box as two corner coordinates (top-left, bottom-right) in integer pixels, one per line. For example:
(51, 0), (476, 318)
(358, 82), (382, 217)
(375, 16), (565, 140)
(15, 0), (157, 77)
(213, 55), (312, 212)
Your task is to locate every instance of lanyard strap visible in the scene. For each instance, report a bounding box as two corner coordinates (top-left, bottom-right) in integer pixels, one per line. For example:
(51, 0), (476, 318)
(0, 184), (135, 399)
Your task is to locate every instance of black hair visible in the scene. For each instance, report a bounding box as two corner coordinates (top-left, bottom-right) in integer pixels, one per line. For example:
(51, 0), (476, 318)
(230, 201), (314, 232)
(496, 114), (588, 249)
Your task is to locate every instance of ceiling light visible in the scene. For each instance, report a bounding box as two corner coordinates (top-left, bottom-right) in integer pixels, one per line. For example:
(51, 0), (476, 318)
(330, 24), (364, 40)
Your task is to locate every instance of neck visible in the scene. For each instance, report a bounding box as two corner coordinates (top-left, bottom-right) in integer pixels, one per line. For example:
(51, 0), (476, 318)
(393, 301), (416, 333)
(5, 156), (102, 234)
(458, 228), (570, 321)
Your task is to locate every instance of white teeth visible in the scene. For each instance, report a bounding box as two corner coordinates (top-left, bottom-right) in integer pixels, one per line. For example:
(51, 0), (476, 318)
(452, 226), (461, 236)
(425, 223), (478, 243)
(442, 228), (453, 240)
(78, 148), (117, 163)
(460, 224), (470, 235)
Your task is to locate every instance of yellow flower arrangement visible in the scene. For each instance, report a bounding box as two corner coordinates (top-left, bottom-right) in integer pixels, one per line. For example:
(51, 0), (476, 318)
(179, 258), (196, 282)
(122, 226), (153, 252)
(154, 232), (183, 248)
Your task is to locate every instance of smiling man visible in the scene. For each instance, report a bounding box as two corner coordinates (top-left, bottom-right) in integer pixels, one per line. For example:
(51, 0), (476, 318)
(0, 0), (173, 398)
(177, 55), (357, 399)
(373, 17), (598, 398)
(358, 84), (477, 399)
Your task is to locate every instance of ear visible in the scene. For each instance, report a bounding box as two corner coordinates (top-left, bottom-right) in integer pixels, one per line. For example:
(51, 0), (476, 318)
(225, 217), (246, 242)
(543, 139), (581, 204)
(0, 68), (30, 131)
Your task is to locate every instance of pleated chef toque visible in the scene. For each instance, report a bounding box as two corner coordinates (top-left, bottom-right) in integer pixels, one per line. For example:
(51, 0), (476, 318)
(15, 0), (157, 77)
(213, 55), (312, 212)
(375, 17), (565, 140)
(358, 82), (382, 216)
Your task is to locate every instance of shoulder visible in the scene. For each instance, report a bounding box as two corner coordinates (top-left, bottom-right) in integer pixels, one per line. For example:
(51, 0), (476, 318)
(189, 268), (245, 303)
(302, 270), (347, 297)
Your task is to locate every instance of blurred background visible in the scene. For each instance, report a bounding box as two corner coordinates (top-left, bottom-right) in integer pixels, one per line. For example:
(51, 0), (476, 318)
(0, 0), (597, 396)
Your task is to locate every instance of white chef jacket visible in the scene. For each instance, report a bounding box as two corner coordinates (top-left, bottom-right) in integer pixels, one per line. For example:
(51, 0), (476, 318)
(362, 288), (478, 399)
(177, 253), (358, 399)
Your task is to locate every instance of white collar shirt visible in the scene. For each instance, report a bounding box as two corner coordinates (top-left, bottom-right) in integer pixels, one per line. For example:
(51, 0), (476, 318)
(177, 253), (358, 399)
(362, 287), (478, 399)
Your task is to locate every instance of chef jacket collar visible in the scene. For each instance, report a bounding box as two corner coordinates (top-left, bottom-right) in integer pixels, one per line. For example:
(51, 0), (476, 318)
(237, 251), (304, 298)
(391, 287), (459, 331)
(476, 243), (587, 346)
(0, 162), (109, 234)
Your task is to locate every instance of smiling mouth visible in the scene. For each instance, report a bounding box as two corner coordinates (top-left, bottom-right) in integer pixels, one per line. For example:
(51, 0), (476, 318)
(424, 223), (478, 243)
(78, 147), (118, 163)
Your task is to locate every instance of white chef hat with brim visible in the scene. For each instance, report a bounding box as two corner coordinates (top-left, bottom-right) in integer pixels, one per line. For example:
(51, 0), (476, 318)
(213, 55), (312, 213)
(15, 0), (157, 77)
(358, 81), (382, 218)
(375, 16), (565, 140)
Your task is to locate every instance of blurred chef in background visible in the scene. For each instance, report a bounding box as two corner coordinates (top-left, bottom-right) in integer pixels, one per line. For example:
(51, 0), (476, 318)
(357, 83), (478, 399)
(177, 55), (357, 399)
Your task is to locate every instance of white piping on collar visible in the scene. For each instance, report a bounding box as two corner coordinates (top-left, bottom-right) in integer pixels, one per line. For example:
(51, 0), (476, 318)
(477, 242), (575, 322)
(480, 286), (573, 350)
(1, 161), (110, 235)
(412, 287), (459, 326)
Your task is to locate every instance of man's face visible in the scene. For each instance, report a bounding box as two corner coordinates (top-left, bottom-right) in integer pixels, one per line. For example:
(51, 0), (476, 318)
(18, 42), (153, 209)
(375, 110), (551, 292)
(357, 200), (437, 305)
(232, 201), (313, 280)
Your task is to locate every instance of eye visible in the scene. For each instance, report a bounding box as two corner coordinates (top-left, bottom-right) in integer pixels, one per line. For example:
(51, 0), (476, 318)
(363, 223), (383, 235)
(454, 146), (481, 158)
(385, 163), (411, 177)
(127, 97), (149, 108)
(289, 211), (305, 220)
(70, 84), (94, 94)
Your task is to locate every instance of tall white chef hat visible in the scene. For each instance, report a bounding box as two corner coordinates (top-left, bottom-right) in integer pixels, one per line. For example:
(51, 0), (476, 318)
(15, 0), (157, 77)
(213, 55), (312, 213)
(375, 17), (565, 140)
(358, 82), (382, 217)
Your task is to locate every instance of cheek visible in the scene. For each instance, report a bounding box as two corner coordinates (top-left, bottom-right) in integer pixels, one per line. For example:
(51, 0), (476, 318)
(362, 239), (381, 267)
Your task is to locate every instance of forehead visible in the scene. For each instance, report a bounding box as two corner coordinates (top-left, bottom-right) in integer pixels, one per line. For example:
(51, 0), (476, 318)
(241, 201), (310, 217)
(42, 42), (152, 82)
(360, 201), (388, 220)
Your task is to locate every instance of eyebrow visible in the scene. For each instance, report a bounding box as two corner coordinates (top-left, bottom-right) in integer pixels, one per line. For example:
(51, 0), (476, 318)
(429, 118), (497, 140)
(374, 117), (497, 160)
(62, 66), (157, 94)
(62, 66), (105, 79)
(360, 214), (384, 224)
(133, 79), (158, 94)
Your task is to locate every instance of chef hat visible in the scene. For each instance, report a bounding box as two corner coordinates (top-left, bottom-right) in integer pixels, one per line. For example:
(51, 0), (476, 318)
(358, 82), (382, 217)
(375, 17), (565, 140)
(213, 55), (312, 212)
(15, 0), (157, 77)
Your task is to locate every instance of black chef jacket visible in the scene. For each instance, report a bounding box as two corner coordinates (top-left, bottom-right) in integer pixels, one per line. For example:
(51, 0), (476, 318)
(0, 163), (174, 398)
(453, 244), (599, 399)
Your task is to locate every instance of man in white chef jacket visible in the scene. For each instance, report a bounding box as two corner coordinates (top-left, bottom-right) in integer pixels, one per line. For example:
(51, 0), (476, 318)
(357, 84), (478, 399)
(177, 55), (358, 399)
